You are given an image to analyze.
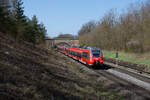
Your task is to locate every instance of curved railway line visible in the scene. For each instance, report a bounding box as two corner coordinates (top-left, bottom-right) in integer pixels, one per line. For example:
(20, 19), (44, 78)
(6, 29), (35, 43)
(88, 63), (150, 99)
(103, 58), (150, 75)
(57, 50), (150, 99)
(94, 68), (150, 100)
(104, 62), (150, 83)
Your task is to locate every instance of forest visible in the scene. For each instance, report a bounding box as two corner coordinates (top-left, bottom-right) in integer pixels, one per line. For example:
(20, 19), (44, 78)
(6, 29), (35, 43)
(78, 0), (150, 53)
(0, 0), (47, 44)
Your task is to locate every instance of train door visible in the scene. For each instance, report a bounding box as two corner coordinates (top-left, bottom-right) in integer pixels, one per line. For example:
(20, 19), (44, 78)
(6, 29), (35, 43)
(82, 52), (89, 63)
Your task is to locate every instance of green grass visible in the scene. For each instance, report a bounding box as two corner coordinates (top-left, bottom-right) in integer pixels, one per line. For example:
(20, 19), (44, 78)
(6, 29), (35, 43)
(103, 50), (150, 71)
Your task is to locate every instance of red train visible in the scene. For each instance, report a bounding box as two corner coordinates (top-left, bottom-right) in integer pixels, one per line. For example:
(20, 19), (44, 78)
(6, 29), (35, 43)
(57, 44), (103, 67)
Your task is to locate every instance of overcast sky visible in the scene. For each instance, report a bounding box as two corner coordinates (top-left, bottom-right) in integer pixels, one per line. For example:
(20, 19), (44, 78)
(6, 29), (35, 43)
(23, 0), (146, 38)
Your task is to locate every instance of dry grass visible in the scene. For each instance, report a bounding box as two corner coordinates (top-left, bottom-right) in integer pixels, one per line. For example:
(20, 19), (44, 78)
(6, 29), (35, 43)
(0, 34), (123, 100)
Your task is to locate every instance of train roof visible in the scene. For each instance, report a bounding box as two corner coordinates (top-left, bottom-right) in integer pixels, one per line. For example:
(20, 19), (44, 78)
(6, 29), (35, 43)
(58, 44), (101, 51)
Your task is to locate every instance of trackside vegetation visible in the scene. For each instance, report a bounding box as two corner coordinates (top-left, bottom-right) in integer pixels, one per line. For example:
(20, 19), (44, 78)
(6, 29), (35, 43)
(78, 0), (150, 53)
(103, 50), (150, 71)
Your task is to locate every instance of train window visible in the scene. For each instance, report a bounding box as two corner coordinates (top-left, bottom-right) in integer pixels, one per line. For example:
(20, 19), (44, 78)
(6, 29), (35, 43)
(82, 52), (89, 59)
(86, 52), (89, 59)
(92, 50), (100, 53)
(78, 53), (81, 58)
(76, 52), (78, 56)
(75, 52), (76, 56)
(82, 52), (84, 57)
(74, 52), (77, 56)
(92, 50), (100, 57)
(93, 53), (100, 57)
(79, 53), (81, 58)
(71, 51), (73, 55)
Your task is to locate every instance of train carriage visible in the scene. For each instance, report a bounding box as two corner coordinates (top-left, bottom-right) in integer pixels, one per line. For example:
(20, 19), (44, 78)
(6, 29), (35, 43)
(57, 45), (103, 67)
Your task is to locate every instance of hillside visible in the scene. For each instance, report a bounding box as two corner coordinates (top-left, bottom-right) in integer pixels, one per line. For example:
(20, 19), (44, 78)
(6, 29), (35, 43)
(0, 33), (123, 100)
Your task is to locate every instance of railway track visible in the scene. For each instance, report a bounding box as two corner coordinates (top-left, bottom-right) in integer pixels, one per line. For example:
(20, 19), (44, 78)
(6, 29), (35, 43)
(57, 50), (150, 99)
(94, 69), (150, 99)
(88, 63), (150, 99)
(104, 58), (150, 75)
(104, 62), (150, 83)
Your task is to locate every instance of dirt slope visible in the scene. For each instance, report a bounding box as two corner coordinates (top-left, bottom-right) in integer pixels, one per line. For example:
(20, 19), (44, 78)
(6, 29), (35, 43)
(0, 33), (123, 100)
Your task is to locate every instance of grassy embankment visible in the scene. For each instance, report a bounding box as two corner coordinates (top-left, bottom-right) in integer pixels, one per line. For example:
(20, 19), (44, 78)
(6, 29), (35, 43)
(0, 34), (124, 100)
(103, 50), (150, 71)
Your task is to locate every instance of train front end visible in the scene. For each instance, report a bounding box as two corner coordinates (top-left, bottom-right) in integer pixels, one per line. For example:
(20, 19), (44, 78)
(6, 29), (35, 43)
(88, 48), (103, 66)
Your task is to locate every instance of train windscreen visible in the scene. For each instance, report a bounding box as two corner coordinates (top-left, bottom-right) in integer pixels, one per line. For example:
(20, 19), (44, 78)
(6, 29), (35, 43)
(92, 50), (100, 57)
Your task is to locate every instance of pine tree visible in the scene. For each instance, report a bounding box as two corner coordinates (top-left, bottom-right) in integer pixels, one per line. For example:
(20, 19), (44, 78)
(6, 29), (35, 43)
(0, 1), (12, 33)
(12, 0), (26, 40)
(38, 23), (47, 42)
(29, 15), (46, 44)
(0, 0), (47, 44)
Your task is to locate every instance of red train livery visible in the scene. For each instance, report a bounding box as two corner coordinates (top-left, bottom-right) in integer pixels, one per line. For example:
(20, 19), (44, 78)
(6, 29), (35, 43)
(57, 45), (103, 67)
